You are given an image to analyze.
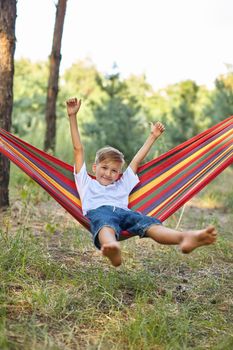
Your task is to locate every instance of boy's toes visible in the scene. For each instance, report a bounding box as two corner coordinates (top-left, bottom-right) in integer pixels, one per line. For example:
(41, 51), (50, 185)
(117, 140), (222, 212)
(101, 243), (122, 267)
(206, 225), (216, 234)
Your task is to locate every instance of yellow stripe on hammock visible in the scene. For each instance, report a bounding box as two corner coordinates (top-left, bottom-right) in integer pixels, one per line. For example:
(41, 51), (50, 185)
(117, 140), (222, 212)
(130, 129), (233, 202)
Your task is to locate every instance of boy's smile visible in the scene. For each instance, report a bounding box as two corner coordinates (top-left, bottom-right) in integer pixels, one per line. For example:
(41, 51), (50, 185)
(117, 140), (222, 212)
(93, 160), (123, 186)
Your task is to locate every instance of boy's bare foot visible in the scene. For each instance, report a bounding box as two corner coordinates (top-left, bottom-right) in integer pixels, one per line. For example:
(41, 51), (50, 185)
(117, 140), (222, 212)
(101, 242), (122, 267)
(180, 225), (217, 254)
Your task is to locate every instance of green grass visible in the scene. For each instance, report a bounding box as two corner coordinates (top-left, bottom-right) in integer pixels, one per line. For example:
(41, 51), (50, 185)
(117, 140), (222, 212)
(0, 168), (232, 349)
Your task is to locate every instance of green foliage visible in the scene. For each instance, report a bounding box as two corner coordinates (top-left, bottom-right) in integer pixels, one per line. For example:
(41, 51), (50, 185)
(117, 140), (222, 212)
(62, 58), (105, 103)
(13, 59), (48, 136)
(82, 68), (149, 163)
(205, 72), (233, 125)
(12, 57), (233, 166)
(165, 80), (201, 144)
(60, 58), (106, 123)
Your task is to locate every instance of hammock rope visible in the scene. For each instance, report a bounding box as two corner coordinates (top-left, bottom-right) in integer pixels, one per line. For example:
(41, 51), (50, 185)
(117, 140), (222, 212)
(1, 116), (233, 240)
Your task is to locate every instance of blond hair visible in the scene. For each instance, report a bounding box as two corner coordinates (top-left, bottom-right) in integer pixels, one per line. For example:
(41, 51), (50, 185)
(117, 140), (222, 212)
(95, 146), (125, 165)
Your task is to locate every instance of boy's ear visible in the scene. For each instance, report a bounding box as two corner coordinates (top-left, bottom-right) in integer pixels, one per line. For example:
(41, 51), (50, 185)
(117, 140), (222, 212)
(92, 163), (96, 173)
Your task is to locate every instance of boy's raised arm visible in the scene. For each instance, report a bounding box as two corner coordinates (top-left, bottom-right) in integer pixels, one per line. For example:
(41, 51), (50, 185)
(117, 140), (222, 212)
(129, 122), (165, 174)
(66, 98), (84, 173)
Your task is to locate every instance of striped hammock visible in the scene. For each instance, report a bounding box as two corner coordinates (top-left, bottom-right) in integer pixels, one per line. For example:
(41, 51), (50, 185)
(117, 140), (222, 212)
(0, 116), (233, 240)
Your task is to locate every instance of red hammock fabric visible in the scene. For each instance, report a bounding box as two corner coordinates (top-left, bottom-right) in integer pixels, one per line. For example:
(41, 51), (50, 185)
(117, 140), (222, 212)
(0, 116), (233, 239)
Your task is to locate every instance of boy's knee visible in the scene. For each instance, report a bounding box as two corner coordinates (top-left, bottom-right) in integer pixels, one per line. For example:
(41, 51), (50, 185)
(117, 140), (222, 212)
(99, 226), (117, 236)
(145, 223), (162, 237)
(98, 226), (118, 245)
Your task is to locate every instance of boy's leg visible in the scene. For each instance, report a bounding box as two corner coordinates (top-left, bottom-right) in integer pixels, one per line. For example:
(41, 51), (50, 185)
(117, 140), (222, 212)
(98, 226), (122, 267)
(145, 224), (217, 253)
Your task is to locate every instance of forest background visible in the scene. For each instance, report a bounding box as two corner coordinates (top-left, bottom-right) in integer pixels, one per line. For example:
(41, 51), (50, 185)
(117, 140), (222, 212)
(12, 57), (233, 167)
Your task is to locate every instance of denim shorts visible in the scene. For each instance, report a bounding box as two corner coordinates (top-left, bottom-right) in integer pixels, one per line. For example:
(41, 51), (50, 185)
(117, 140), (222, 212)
(86, 205), (162, 249)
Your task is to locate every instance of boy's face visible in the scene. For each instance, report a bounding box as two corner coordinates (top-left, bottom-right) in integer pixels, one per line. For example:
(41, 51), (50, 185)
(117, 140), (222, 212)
(92, 160), (123, 186)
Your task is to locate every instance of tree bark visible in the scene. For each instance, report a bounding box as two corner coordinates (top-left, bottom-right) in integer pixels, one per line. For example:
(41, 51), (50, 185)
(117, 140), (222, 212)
(0, 0), (17, 208)
(44, 0), (67, 152)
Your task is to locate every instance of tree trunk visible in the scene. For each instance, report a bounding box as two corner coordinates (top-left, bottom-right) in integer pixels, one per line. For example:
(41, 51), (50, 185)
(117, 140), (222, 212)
(44, 0), (67, 152)
(0, 0), (17, 208)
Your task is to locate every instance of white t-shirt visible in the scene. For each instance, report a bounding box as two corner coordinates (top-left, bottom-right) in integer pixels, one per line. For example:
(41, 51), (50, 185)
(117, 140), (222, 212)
(74, 163), (139, 215)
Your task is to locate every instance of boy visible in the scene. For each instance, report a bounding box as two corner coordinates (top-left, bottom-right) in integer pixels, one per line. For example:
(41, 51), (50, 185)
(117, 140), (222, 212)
(66, 97), (217, 267)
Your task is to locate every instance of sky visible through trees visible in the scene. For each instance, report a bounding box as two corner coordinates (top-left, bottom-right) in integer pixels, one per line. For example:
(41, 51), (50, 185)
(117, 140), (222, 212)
(15, 0), (233, 90)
